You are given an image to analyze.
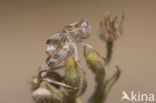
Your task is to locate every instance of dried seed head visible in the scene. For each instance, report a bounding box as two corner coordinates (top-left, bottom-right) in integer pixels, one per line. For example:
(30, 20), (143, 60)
(32, 81), (64, 103)
(32, 87), (53, 103)
(99, 14), (124, 42)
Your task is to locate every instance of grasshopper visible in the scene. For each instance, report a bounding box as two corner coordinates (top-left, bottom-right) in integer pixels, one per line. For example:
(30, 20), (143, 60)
(39, 19), (93, 89)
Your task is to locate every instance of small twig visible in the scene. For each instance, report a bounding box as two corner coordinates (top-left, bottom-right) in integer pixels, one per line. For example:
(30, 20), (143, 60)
(105, 41), (114, 66)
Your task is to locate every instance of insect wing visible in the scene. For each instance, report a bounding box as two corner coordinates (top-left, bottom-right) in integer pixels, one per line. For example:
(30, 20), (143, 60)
(50, 44), (74, 67)
(40, 33), (65, 71)
(46, 33), (63, 57)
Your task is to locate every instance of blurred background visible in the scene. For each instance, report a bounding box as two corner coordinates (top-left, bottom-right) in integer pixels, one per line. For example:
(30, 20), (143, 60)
(0, 0), (156, 103)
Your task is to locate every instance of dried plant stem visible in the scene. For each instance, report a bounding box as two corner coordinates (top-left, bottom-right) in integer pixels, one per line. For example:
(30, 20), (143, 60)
(105, 41), (114, 66)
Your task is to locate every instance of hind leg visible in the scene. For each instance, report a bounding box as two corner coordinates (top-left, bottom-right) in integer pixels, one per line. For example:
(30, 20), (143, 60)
(43, 78), (78, 89)
(80, 42), (93, 49)
(39, 64), (66, 79)
(39, 66), (78, 89)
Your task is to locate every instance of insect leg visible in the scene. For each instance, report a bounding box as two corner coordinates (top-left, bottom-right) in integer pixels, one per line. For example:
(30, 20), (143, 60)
(46, 64), (66, 73)
(73, 44), (82, 67)
(39, 64), (64, 79)
(39, 69), (47, 79)
(52, 65), (66, 71)
(73, 43), (86, 74)
(38, 56), (52, 79)
(80, 42), (94, 49)
(43, 78), (79, 90)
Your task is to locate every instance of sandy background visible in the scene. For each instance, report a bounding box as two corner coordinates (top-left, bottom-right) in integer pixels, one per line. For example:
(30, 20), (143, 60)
(0, 0), (156, 103)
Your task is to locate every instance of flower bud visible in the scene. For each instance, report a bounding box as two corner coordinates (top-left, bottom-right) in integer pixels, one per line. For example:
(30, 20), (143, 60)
(86, 51), (104, 73)
(65, 57), (80, 87)
(64, 57), (87, 103)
